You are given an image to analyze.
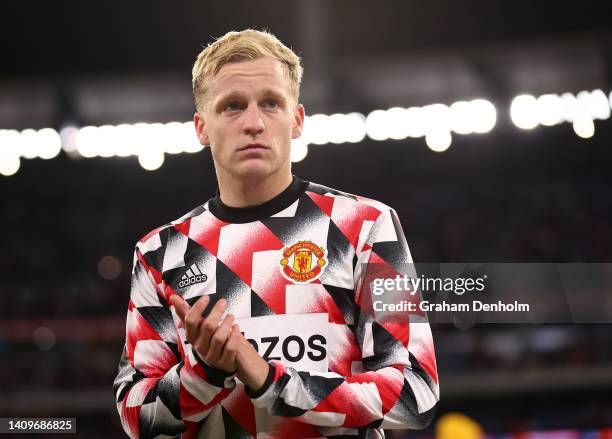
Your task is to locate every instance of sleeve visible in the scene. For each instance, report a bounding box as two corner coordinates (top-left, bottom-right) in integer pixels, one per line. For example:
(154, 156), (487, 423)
(246, 208), (440, 430)
(113, 244), (236, 439)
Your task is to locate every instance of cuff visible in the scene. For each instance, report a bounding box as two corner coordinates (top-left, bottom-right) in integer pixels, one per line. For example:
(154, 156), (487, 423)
(245, 362), (275, 399)
(192, 347), (237, 387)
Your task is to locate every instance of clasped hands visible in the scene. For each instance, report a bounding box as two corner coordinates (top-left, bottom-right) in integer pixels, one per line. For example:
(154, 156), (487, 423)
(170, 294), (269, 392)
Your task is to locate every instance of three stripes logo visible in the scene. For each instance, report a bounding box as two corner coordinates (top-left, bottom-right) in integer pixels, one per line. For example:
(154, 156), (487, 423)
(178, 263), (208, 288)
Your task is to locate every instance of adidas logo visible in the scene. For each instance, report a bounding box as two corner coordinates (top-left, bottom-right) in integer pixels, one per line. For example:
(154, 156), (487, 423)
(178, 263), (208, 288)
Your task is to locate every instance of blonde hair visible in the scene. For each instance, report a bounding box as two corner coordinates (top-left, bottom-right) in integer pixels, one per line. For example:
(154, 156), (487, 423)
(192, 29), (303, 112)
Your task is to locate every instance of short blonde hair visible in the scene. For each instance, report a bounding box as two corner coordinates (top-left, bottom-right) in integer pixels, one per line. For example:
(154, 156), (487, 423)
(192, 29), (303, 112)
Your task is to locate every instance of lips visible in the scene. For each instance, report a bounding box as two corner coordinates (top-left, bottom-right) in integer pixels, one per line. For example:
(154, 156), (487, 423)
(238, 143), (269, 151)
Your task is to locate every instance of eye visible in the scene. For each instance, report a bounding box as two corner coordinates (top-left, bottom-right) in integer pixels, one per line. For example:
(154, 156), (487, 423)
(262, 99), (279, 109)
(223, 102), (242, 112)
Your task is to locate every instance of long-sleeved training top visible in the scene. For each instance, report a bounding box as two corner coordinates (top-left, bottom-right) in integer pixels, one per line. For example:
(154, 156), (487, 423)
(113, 175), (439, 438)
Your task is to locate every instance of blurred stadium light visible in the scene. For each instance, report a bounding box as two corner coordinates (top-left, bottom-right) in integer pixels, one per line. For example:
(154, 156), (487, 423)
(2, 89), (612, 176)
(510, 89), (611, 137)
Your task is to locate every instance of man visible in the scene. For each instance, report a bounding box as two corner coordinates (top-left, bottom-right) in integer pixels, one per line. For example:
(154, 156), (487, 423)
(113, 29), (439, 438)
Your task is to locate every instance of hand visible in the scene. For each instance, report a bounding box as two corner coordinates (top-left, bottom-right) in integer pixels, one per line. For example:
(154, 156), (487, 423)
(170, 294), (242, 373)
(235, 335), (271, 392)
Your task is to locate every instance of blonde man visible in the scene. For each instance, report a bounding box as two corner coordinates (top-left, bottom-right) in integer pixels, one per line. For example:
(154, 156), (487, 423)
(114, 29), (439, 438)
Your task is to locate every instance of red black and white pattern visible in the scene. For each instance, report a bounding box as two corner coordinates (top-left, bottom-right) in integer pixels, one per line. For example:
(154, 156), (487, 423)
(113, 179), (439, 438)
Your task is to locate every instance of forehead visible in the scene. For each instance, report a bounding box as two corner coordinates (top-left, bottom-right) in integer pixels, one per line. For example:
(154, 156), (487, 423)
(208, 57), (291, 100)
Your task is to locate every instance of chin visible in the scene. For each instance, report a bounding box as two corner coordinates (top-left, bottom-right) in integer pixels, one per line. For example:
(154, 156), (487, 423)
(232, 162), (277, 180)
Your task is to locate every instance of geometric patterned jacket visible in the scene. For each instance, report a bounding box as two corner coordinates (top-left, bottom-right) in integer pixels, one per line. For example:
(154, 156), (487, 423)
(113, 175), (439, 438)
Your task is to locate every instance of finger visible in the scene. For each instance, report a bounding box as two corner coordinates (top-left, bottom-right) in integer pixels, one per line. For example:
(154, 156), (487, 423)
(199, 298), (227, 340)
(218, 324), (241, 369)
(170, 295), (190, 323)
(189, 294), (212, 318)
(184, 295), (210, 341)
(205, 298), (227, 325)
(192, 298), (226, 354)
(236, 331), (258, 366)
(203, 313), (235, 364)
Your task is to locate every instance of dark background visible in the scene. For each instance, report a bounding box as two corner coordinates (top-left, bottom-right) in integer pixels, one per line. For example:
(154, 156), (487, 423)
(1, 1), (612, 437)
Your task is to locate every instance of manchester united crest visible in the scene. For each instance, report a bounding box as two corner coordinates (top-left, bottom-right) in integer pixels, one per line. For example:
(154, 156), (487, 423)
(280, 241), (327, 283)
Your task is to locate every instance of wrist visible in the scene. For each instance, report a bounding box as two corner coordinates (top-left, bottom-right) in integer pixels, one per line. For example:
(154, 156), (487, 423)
(244, 361), (275, 398)
(192, 347), (237, 386)
(239, 355), (270, 390)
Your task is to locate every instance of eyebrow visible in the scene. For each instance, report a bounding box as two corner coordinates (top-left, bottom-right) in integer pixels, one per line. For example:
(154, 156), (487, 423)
(214, 88), (288, 109)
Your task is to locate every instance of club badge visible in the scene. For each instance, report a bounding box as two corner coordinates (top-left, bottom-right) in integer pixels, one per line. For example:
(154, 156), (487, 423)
(280, 241), (327, 283)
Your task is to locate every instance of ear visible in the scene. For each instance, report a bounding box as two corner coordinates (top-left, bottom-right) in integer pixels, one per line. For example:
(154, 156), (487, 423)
(194, 111), (210, 147)
(291, 103), (305, 139)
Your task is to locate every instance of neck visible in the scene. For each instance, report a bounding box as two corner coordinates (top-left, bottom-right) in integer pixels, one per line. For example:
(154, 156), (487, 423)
(217, 169), (293, 208)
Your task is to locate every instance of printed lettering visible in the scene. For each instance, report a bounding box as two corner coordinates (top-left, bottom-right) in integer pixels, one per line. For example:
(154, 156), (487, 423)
(282, 335), (305, 362)
(307, 334), (327, 361)
(261, 336), (281, 361)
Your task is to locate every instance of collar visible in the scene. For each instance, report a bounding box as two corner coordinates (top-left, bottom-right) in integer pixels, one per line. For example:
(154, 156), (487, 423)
(208, 175), (309, 223)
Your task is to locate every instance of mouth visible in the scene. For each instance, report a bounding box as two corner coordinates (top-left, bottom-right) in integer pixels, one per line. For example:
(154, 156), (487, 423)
(237, 143), (269, 152)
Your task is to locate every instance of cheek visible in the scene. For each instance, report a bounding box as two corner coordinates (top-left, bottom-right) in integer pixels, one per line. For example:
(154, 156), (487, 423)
(210, 140), (226, 157)
(207, 127), (228, 150)
(279, 116), (296, 135)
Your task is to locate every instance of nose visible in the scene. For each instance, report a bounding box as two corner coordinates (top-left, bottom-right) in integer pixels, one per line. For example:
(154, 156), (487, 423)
(242, 104), (265, 137)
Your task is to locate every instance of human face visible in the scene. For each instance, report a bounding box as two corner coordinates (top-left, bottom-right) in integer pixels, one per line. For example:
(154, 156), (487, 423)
(194, 57), (304, 182)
